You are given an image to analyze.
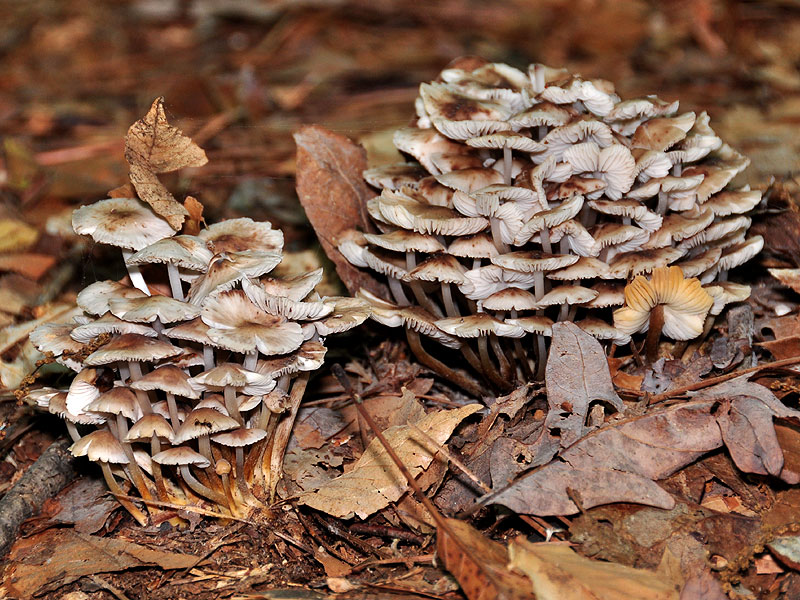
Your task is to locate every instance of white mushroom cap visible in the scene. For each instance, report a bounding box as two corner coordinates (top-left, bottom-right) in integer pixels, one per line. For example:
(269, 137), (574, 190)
(504, 315), (554, 335)
(126, 235), (214, 271)
(242, 278), (333, 320)
(459, 265), (537, 300)
(109, 295), (201, 324)
(513, 194), (584, 245)
(256, 341), (327, 378)
(588, 199), (663, 233)
(630, 112), (696, 151)
(313, 297), (370, 336)
(48, 392), (106, 425)
(70, 314), (158, 344)
(30, 322), (84, 357)
(65, 368), (101, 416)
(212, 427), (268, 447)
(151, 446), (210, 468)
(369, 191), (489, 236)
(161, 317), (217, 347)
(547, 257), (612, 281)
(704, 282), (751, 316)
(84, 333), (183, 365)
(72, 198), (174, 251)
(718, 236), (764, 271)
(436, 313), (525, 338)
(201, 290), (304, 356)
(187, 250), (283, 305)
(130, 364), (200, 399)
(576, 318), (631, 345)
(508, 102), (572, 128)
(404, 254), (468, 284)
(77, 281), (148, 316)
(435, 168), (505, 193)
(172, 407), (239, 444)
(491, 250), (579, 273)
(675, 248), (723, 278)
(258, 268), (324, 302)
(86, 387), (141, 420)
(607, 247), (686, 278)
(363, 230), (445, 254)
(703, 190), (761, 216)
(447, 233), (499, 258)
(533, 285), (598, 308)
(392, 127), (468, 175)
(189, 363), (276, 395)
(71, 430), (128, 464)
(481, 287), (538, 311)
(363, 162), (427, 190)
(199, 217), (284, 254)
(582, 283), (625, 308)
(466, 131), (545, 153)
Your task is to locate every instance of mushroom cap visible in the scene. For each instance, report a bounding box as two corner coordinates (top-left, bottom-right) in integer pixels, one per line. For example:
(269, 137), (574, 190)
(86, 386), (141, 420)
(187, 250), (283, 305)
(70, 313), (157, 344)
(582, 283), (625, 308)
(533, 285), (598, 308)
(459, 265), (537, 300)
(30, 322), (84, 357)
(258, 268), (324, 302)
(547, 257), (611, 281)
(704, 281), (751, 316)
(256, 341), (327, 379)
(363, 162), (428, 190)
(613, 266), (714, 340)
(77, 281), (147, 316)
(630, 112), (696, 151)
(151, 446), (210, 467)
(109, 295), (201, 324)
(504, 315), (554, 335)
(242, 278), (332, 321)
(513, 194), (585, 245)
(436, 313), (525, 338)
(65, 368), (101, 416)
(466, 131), (545, 152)
(84, 333), (183, 365)
(481, 287), (539, 311)
(188, 363), (275, 395)
(199, 217), (284, 254)
(363, 230), (445, 254)
(201, 290), (304, 356)
(607, 247), (686, 279)
(392, 127), (469, 175)
(72, 198), (175, 251)
(172, 407), (239, 444)
(675, 248), (723, 278)
(130, 364), (200, 398)
(369, 191), (489, 236)
(161, 317), (217, 346)
(70, 430), (128, 464)
(718, 236), (764, 271)
(126, 413), (175, 442)
(126, 235), (214, 271)
(588, 199), (663, 233)
(491, 250), (579, 273)
(313, 297), (370, 336)
(447, 233), (499, 258)
(49, 390), (106, 425)
(576, 318), (631, 345)
(212, 427), (268, 447)
(404, 254), (468, 284)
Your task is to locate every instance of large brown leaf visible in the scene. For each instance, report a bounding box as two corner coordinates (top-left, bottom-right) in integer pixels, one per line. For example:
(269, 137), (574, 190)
(124, 97), (208, 230)
(545, 322), (624, 448)
(294, 125), (389, 299)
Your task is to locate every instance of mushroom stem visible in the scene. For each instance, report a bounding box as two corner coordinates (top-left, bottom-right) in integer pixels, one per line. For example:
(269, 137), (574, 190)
(65, 421), (81, 443)
(645, 304), (665, 363)
(166, 263), (184, 301)
(234, 447), (248, 499)
(100, 462), (148, 526)
(388, 277), (411, 306)
(477, 334), (507, 390)
(535, 334), (547, 380)
(121, 250), (150, 296)
(490, 218), (510, 254)
(243, 351), (258, 371)
(198, 435), (214, 464)
(558, 302), (569, 321)
(127, 361), (152, 415)
(441, 283), (460, 317)
(540, 229), (553, 254)
(179, 465), (228, 507)
(489, 334), (514, 386)
(718, 270), (728, 282)
(223, 386), (243, 425)
(165, 393), (180, 429)
(149, 435), (170, 501)
(203, 346), (215, 370)
(116, 416), (155, 505)
(533, 271), (545, 300)
(405, 329), (484, 397)
(656, 191), (669, 215)
(532, 64), (545, 94)
(406, 251), (444, 317)
(503, 146), (513, 186)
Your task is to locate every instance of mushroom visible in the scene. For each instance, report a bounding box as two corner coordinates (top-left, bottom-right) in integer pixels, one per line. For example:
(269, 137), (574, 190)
(151, 447), (228, 507)
(188, 363), (275, 426)
(126, 235), (213, 301)
(125, 413), (175, 500)
(212, 428), (268, 500)
(71, 430), (148, 525)
(72, 198), (175, 294)
(130, 364), (199, 428)
(613, 266), (713, 361)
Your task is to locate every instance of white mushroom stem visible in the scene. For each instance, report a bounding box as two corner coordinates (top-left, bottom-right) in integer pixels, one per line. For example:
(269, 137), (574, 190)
(656, 191), (669, 215)
(388, 278), (411, 306)
(121, 250), (150, 296)
(127, 361), (152, 415)
(490, 218), (510, 254)
(673, 164), (682, 177)
(166, 262), (184, 301)
(503, 146), (513, 186)
(243, 352), (258, 371)
(179, 465), (228, 507)
(441, 283), (460, 318)
(534, 271), (545, 300)
(203, 346), (215, 370)
(100, 462), (148, 526)
(540, 229), (553, 254)
(405, 252), (444, 317)
(224, 386), (243, 425)
(118, 363), (130, 382)
(532, 64), (545, 94)
(165, 393), (180, 429)
(65, 421), (81, 443)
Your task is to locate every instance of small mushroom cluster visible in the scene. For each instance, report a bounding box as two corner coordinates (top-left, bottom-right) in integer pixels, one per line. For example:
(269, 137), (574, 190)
(340, 58), (760, 393)
(31, 198), (369, 521)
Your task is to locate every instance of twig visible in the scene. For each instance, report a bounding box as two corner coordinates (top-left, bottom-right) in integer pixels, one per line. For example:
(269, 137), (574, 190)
(0, 438), (76, 557)
(647, 355), (800, 405)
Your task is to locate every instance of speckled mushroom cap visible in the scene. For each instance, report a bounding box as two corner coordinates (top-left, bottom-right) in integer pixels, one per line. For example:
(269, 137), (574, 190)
(340, 58), (757, 389)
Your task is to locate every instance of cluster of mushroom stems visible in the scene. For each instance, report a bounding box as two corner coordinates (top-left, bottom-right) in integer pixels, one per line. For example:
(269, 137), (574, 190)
(32, 200), (367, 522)
(340, 59), (759, 394)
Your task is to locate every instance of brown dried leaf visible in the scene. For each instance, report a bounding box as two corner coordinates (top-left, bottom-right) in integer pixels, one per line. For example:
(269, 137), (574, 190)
(183, 195), (205, 235)
(545, 322), (624, 448)
(769, 268), (800, 295)
(2, 528), (200, 597)
(508, 538), (680, 600)
(437, 518), (533, 600)
(294, 125), (389, 299)
(299, 404), (480, 519)
(124, 97), (207, 230)
(0, 253), (55, 280)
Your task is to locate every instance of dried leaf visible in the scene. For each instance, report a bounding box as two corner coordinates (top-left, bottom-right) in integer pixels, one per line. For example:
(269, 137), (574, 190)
(0, 253), (55, 280)
(0, 219), (38, 253)
(183, 195), (205, 235)
(299, 404), (480, 519)
(1, 528), (200, 597)
(437, 518), (533, 600)
(545, 322), (624, 448)
(124, 97), (207, 230)
(294, 125), (389, 299)
(508, 538), (680, 600)
(769, 268), (800, 295)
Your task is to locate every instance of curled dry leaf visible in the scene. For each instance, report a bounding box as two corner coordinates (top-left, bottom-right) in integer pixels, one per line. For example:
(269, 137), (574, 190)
(294, 125), (389, 300)
(545, 322), (624, 448)
(124, 97), (208, 230)
(508, 537), (680, 600)
(299, 403), (480, 519)
(490, 378), (800, 516)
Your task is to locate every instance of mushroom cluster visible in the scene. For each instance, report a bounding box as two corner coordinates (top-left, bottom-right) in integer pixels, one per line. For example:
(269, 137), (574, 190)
(340, 58), (760, 393)
(31, 199), (369, 521)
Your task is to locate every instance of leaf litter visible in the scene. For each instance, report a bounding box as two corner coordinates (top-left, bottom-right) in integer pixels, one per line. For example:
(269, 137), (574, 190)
(3, 2), (800, 599)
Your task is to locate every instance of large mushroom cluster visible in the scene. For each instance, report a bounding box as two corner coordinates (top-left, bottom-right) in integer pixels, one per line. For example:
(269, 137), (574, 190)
(339, 58), (761, 393)
(30, 199), (369, 522)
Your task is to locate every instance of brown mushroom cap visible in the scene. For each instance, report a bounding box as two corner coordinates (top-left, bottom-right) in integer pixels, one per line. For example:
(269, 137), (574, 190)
(491, 250), (579, 273)
(481, 287), (539, 311)
(172, 407), (239, 444)
(72, 198), (175, 251)
(109, 295), (201, 324)
(151, 446), (210, 468)
(436, 313), (525, 338)
(84, 333), (183, 366)
(126, 413), (175, 442)
(212, 427), (268, 447)
(86, 387), (141, 420)
(130, 364), (200, 399)
(126, 235), (214, 271)
(70, 314), (157, 344)
(199, 217), (283, 254)
(188, 363), (275, 395)
(77, 281), (147, 316)
(71, 430), (128, 464)
(186, 250), (283, 305)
